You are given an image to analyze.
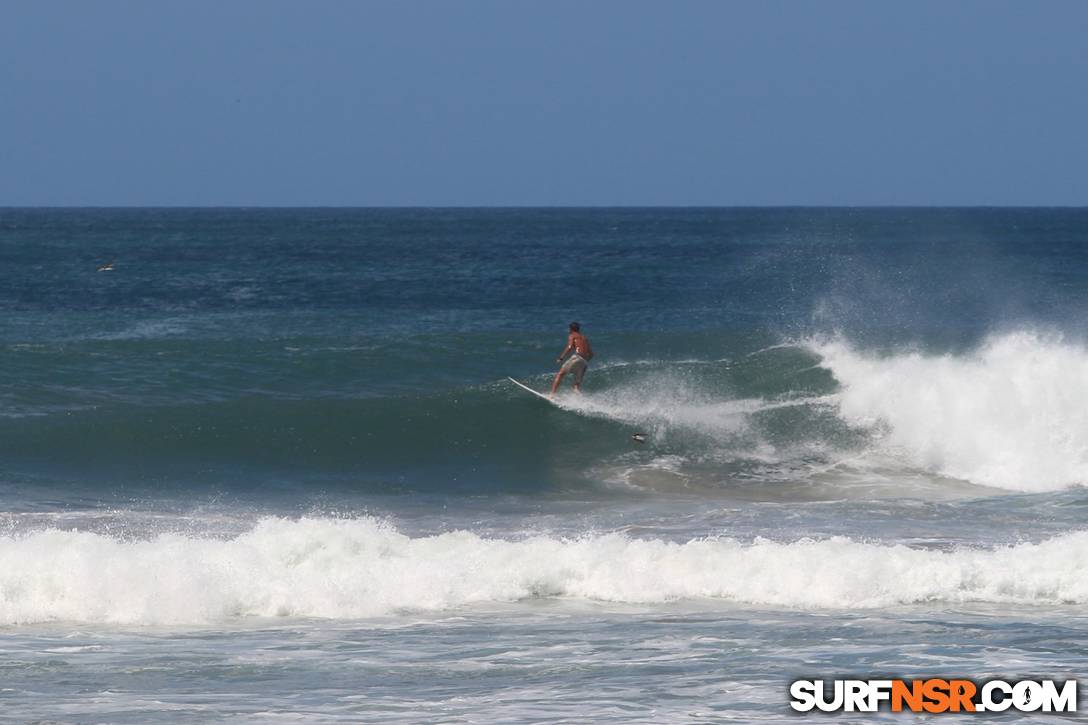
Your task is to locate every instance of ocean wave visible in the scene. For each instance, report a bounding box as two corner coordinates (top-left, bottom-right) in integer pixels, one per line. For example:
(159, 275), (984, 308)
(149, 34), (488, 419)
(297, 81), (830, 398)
(1, 516), (1086, 625)
(9, 331), (1088, 496)
(811, 330), (1088, 492)
(0, 353), (840, 486)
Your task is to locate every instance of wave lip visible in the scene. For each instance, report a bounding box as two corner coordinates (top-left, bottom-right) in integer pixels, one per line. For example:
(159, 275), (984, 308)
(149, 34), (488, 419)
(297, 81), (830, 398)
(2, 517), (1087, 625)
(811, 331), (1088, 492)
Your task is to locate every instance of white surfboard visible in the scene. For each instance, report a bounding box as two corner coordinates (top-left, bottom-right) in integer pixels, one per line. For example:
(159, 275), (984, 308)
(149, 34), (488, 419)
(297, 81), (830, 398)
(507, 377), (554, 403)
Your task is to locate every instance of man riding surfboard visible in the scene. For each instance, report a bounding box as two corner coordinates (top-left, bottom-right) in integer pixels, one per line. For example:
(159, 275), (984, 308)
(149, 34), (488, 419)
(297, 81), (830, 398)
(551, 321), (593, 395)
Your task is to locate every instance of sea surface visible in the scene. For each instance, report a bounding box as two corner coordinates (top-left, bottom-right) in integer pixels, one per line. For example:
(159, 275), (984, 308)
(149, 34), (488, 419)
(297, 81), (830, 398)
(1, 207), (1087, 722)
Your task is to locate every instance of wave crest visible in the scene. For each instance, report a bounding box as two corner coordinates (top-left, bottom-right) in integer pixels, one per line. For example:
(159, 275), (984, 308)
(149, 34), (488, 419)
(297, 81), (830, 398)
(2, 516), (1086, 625)
(812, 331), (1088, 491)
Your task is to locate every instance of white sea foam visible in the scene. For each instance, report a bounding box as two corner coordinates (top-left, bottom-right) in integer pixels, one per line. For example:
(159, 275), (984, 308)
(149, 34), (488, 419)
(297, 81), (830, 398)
(88, 319), (188, 341)
(559, 390), (750, 440)
(1, 516), (1086, 625)
(552, 373), (809, 442)
(812, 331), (1088, 491)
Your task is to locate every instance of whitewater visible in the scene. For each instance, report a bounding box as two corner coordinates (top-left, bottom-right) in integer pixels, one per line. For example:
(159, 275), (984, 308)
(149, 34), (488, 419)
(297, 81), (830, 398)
(813, 331), (1088, 491)
(3, 517), (1088, 625)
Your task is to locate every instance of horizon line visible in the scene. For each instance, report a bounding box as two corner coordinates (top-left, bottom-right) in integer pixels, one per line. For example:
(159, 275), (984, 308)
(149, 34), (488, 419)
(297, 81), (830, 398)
(2, 203), (1086, 210)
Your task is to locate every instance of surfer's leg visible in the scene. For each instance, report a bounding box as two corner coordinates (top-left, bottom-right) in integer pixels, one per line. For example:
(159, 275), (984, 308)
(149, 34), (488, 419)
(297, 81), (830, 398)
(550, 369), (566, 395)
(552, 355), (578, 394)
(571, 359), (587, 393)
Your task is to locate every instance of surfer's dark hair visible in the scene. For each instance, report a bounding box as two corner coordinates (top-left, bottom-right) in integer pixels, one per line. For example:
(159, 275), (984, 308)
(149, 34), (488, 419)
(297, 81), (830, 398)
(569, 321), (580, 331)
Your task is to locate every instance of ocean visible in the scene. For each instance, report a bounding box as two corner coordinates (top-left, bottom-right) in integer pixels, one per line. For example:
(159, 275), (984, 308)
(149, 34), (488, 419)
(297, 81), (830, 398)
(1, 207), (1086, 721)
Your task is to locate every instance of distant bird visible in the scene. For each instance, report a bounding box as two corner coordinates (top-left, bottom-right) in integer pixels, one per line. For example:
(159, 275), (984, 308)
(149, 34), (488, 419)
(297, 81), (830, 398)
(97, 260), (115, 272)
(631, 433), (648, 443)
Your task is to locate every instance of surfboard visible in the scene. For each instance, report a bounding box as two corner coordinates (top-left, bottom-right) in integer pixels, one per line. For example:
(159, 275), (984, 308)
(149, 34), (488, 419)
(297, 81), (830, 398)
(507, 377), (554, 403)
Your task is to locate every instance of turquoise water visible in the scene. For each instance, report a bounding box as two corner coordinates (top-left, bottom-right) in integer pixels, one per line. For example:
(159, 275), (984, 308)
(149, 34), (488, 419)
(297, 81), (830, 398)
(1, 208), (1087, 720)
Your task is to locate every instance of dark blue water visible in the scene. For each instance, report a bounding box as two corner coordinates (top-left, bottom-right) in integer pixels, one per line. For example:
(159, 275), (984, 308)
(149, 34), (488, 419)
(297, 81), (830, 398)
(2, 208), (1087, 721)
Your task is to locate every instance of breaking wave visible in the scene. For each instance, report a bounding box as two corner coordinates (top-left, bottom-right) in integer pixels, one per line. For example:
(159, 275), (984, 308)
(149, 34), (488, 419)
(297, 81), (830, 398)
(1, 516), (1086, 625)
(812, 331), (1088, 492)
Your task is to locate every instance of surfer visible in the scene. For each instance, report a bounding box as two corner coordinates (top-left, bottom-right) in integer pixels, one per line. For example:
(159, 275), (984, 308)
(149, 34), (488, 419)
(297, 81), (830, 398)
(551, 321), (593, 395)
(97, 260), (115, 272)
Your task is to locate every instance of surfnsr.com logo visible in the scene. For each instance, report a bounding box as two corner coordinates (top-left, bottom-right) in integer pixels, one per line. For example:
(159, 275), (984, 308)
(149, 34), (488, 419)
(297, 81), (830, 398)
(789, 679), (1077, 713)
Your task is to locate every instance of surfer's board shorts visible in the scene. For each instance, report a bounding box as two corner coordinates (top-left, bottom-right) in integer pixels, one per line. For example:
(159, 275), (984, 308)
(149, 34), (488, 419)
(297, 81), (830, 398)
(561, 354), (588, 384)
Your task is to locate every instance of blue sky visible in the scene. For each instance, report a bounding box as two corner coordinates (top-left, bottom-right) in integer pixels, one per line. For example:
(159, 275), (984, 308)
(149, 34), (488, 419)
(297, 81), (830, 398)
(1, 1), (1085, 206)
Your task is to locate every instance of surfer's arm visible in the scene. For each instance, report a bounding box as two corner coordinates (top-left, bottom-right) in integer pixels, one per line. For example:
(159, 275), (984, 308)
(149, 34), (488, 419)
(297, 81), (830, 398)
(557, 337), (574, 363)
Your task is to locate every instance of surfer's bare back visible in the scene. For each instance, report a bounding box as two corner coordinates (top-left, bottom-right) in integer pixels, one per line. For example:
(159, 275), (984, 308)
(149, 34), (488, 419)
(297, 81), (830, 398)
(551, 321), (594, 395)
